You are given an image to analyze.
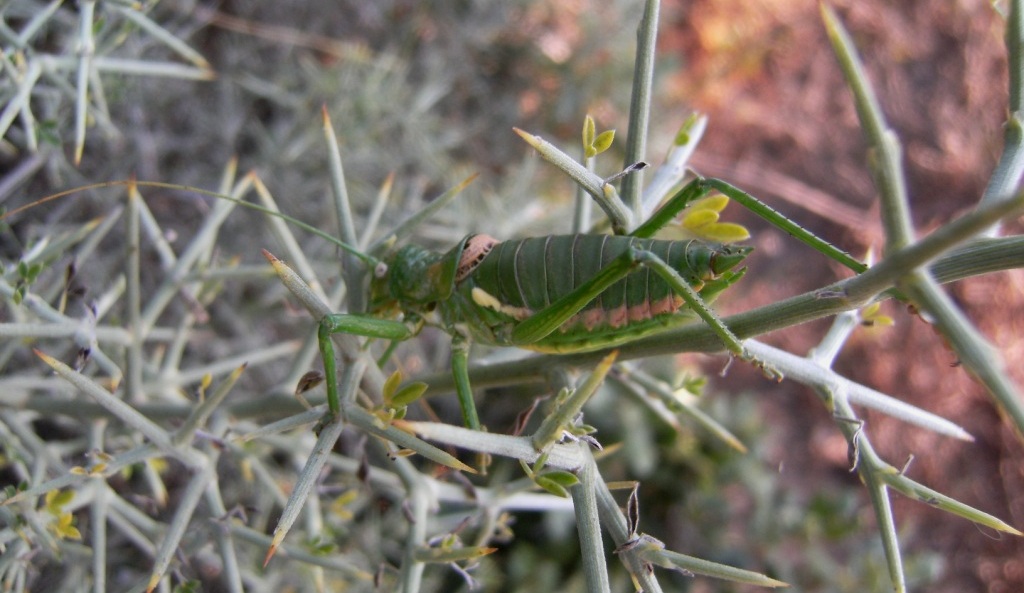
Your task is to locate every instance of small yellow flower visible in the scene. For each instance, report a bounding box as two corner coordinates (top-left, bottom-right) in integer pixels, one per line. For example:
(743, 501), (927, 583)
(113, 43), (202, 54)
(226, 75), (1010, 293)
(330, 490), (359, 521)
(860, 302), (894, 328)
(660, 195), (750, 243)
(53, 512), (82, 541)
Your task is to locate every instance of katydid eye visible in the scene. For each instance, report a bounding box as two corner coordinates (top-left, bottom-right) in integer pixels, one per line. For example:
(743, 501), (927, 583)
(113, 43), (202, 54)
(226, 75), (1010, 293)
(375, 262), (389, 278)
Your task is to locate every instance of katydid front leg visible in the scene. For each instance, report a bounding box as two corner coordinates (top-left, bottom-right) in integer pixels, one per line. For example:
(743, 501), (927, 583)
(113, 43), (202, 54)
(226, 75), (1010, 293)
(449, 333), (482, 430)
(318, 313), (484, 432)
(317, 314), (413, 416)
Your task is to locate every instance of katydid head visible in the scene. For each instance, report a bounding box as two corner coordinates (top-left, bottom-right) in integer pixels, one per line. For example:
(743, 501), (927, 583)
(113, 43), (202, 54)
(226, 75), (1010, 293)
(368, 236), (474, 316)
(697, 243), (753, 303)
(682, 241), (752, 286)
(710, 244), (753, 276)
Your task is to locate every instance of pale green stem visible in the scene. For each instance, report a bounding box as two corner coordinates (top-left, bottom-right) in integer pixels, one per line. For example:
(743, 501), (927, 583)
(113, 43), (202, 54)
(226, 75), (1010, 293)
(147, 459), (214, 593)
(640, 113), (707, 218)
(73, 1), (95, 165)
(810, 311), (905, 592)
(620, 0), (659, 221)
(125, 188), (143, 403)
(825, 5), (1024, 438)
(571, 447), (611, 593)
(324, 108), (367, 313)
(110, 4), (212, 69)
(200, 419), (244, 593)
(822, 4), (914, 249)
(394, 452), (429, 593)
(592, 466), (665, 592)
(979, 0), (1024, 236)
(574, 155), (596, 233)
(88, 421), (109, 593)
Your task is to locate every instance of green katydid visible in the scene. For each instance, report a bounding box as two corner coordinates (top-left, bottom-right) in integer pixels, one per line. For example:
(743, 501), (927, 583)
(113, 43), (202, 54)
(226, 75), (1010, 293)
(263, 173), (865, 433)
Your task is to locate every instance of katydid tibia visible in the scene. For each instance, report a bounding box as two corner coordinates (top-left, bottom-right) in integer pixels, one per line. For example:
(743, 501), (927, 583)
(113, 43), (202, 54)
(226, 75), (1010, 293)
(266, 175), (864, 433)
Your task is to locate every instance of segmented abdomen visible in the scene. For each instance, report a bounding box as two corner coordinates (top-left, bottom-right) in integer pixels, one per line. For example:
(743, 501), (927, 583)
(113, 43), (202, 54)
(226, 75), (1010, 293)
(464, 234), (725, 332)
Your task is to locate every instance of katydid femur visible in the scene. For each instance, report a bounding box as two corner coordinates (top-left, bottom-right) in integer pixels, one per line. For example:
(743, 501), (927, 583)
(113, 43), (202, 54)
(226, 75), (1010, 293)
(266, 175), (864, 432)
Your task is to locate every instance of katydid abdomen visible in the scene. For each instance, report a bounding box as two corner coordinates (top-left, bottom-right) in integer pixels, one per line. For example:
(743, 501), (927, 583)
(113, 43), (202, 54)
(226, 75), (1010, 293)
(442, 234), (751, 353)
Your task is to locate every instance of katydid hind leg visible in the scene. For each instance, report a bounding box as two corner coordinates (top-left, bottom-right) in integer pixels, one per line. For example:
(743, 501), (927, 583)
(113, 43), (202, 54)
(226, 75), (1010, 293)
(633, 250), (749, 359)
(507, 245), (751, 360)
(706, 179), (867, 274)
(509, 249), (645, 345)
(631, 177), (865, 275)
(630, 178), (712, 239)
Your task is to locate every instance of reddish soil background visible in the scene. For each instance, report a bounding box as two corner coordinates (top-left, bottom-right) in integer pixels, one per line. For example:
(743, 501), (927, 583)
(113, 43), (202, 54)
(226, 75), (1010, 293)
(656, 1), (1024, 591)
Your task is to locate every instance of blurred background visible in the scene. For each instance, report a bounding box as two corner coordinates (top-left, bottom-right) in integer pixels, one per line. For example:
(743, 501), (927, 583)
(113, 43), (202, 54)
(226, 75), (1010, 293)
(2, 0), (1022, 591)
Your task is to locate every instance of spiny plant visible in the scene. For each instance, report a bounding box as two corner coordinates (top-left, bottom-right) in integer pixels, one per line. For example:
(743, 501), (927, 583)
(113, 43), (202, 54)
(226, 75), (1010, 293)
(0, 0), (214, 168)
